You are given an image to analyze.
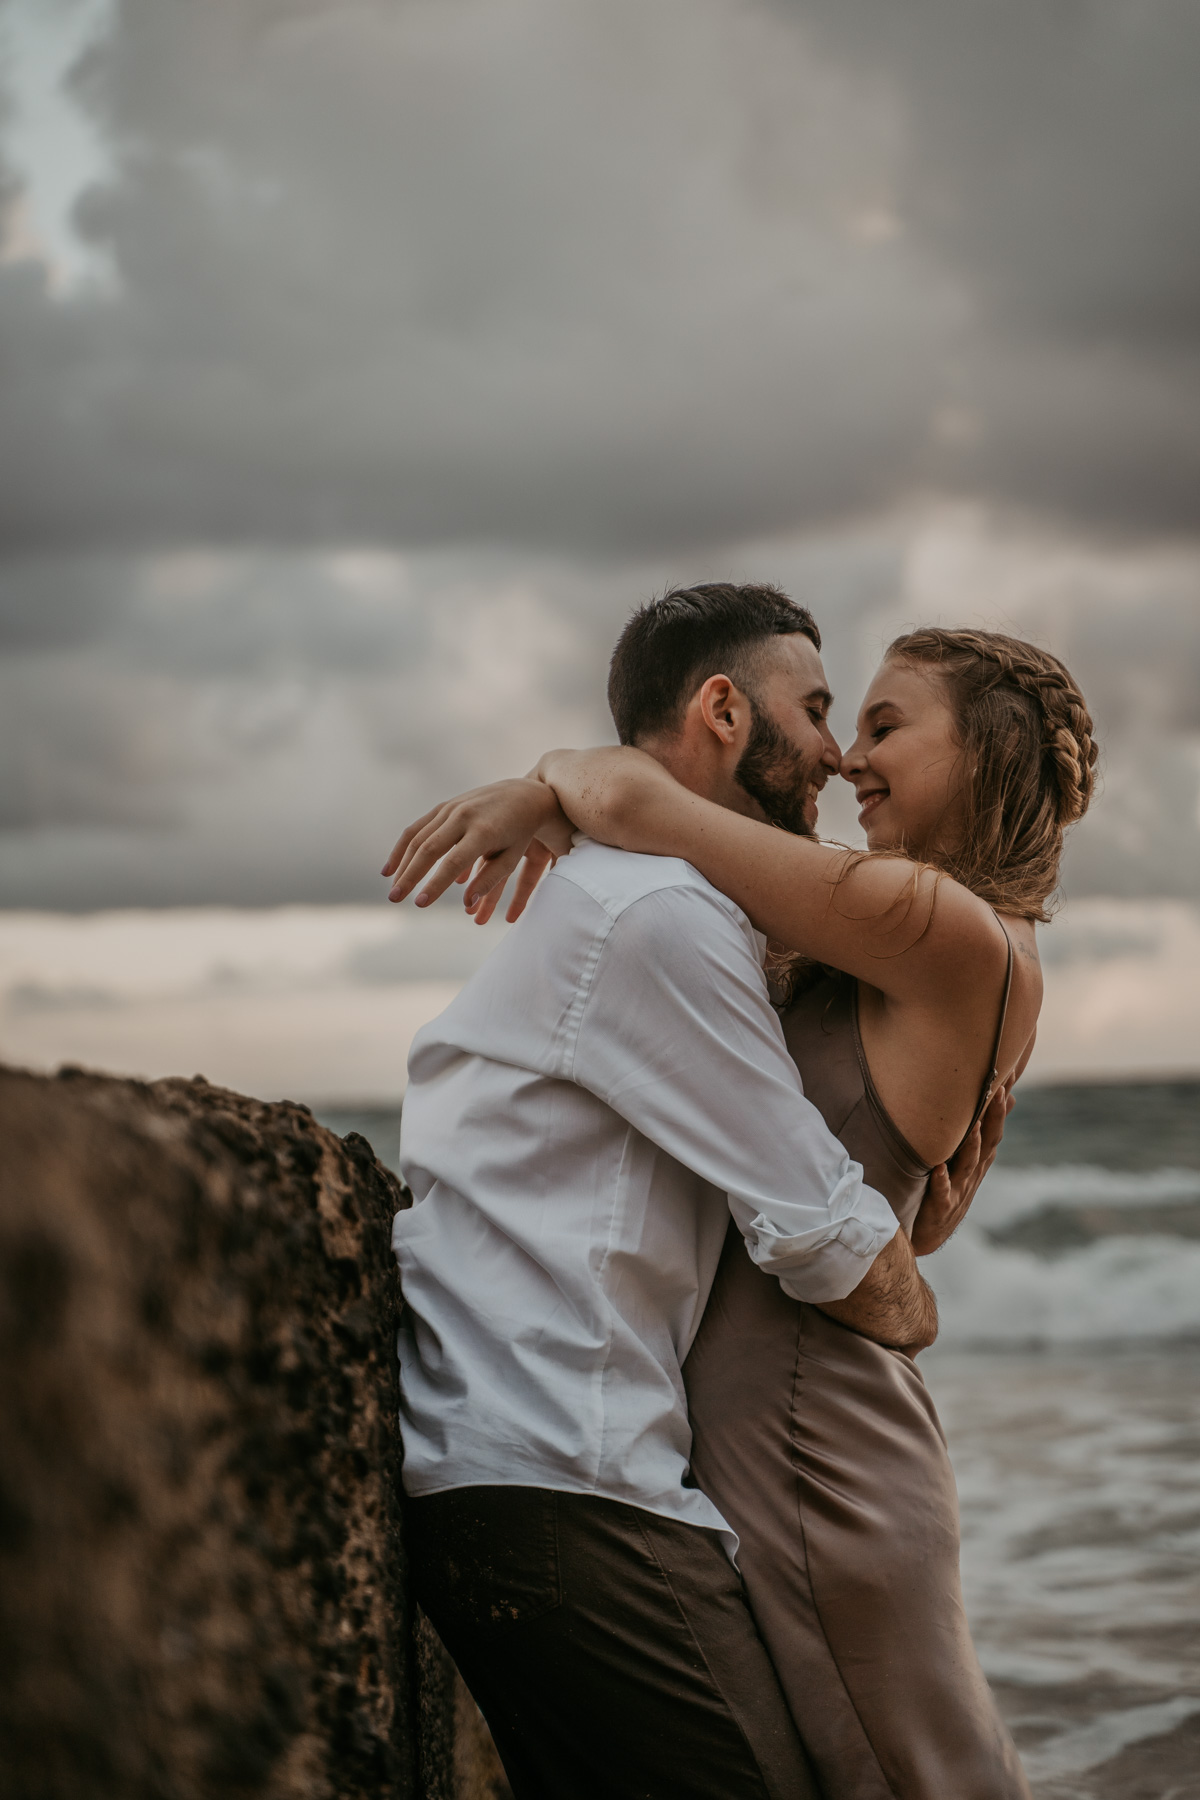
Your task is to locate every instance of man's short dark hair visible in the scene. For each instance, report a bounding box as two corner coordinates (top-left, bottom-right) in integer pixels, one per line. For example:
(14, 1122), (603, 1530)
(607, 583), (821, 745)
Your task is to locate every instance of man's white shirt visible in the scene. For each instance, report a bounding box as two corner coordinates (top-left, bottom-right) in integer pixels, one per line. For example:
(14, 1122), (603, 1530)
(393, 839), (899, 1547)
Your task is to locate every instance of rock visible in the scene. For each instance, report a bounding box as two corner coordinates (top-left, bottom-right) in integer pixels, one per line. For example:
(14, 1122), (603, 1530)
(0, 1065), (509, 1800)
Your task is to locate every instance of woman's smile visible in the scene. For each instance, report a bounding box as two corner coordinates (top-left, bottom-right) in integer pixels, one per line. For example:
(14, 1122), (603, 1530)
(856, 787), (888, 827)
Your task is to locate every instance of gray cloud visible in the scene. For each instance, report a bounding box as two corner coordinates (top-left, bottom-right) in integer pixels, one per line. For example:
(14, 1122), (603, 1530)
(0, 542), (625, 904)
(1026, 577), (1200, 903)
(0, 1), (1197, 563)
(794, 0), (1200, 530)
(10, 0), (1194, 556)
(1, 0), (1198, 910)
(2, 520), (1197, 908)
(0, 551), (132, 649)
(801, 0), (1200, 344)
(1, 0), (1197, 555)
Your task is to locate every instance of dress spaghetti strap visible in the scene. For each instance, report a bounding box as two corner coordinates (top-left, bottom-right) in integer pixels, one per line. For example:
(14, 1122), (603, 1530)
(965, 914), (1015, 1138)
(848, 911), (1017, 1165)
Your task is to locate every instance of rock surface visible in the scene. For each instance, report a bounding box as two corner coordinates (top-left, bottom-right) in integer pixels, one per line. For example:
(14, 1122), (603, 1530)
(0, 1065), (509, 1800)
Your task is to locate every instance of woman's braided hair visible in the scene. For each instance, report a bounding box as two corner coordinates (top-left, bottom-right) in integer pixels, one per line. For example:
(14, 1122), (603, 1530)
(886, 626), (1098, 921)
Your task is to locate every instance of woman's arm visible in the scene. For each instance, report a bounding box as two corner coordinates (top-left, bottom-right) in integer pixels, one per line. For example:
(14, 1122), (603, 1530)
(384, 746), (1005, 1003)
(528, 748), (1005, 1006)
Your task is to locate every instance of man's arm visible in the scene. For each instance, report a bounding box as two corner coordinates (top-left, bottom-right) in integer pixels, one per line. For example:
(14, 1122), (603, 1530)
(569, 879), (905, 1329)
(815, 1231), (938, 1352)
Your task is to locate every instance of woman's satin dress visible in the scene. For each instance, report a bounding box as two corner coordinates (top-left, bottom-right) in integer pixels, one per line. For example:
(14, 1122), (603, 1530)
(683, 972), (1031, 1800)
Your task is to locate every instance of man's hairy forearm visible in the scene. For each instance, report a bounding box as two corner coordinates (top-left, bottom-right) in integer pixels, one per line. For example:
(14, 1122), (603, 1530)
(815, 1231), (939, 1352)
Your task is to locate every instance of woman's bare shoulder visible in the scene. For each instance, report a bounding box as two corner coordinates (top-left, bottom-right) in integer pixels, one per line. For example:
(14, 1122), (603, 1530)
(860, 907), (1041, 1162)
(863, 869), (1012, 1004)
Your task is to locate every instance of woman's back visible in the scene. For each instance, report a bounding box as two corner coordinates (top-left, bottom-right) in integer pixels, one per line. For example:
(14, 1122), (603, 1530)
(780, 970), (931, 1231)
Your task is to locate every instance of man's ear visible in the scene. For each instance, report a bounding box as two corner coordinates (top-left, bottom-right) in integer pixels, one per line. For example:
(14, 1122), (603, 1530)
(695, 673), (750, 746)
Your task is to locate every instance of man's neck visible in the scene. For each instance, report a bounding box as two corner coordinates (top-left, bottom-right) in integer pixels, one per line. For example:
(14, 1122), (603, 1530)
(638, 735), (761, 820)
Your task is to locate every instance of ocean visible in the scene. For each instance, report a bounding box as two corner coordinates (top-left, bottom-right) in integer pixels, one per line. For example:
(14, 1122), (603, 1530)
(319, 1080), (1200, 1798)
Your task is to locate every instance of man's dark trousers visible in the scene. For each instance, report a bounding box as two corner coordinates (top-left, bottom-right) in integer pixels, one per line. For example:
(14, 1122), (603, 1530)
(406, 1485), (817, 1800)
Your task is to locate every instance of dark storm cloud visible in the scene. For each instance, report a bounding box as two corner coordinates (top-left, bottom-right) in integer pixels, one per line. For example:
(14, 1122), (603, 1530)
(0, 545), (431, 669)
(0, 0), (1075, 554)
(4, 519), (1197, 910)
(0, 543), (625, 903)
(796, 0), (1200, 530)
(0, 552), (131, 648)
(1, 0), (1198, 909)
(0, 0), (1192, 551)
(1039, 576), (1200, 903)
(800, 0), (1200, 343)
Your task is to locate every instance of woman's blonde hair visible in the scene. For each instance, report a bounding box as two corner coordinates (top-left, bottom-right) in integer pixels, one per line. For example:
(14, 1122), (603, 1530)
(885, 626), (1098, 922)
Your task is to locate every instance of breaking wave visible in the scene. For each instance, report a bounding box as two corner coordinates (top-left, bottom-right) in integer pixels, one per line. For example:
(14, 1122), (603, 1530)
(929, 1164), (1200, 1345)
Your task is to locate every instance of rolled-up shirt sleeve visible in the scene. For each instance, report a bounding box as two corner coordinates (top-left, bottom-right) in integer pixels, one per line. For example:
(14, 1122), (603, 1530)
(569, 882), (899, 1302)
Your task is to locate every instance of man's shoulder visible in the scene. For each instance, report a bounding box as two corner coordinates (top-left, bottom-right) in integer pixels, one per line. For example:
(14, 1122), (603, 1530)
(549, 839), (746, 927)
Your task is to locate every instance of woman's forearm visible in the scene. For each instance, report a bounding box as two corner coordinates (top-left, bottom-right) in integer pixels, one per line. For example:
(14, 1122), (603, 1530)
(535, 747), (695, 855)
(534, 745), (993, 1007)
(536, 747), (855, 920)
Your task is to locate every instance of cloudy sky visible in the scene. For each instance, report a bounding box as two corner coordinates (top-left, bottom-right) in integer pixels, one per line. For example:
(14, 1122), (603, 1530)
(1, 0), (1198, 916)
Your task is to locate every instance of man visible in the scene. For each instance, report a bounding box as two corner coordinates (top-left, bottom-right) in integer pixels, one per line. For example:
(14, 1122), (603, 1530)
(384, 584), (993, 1799)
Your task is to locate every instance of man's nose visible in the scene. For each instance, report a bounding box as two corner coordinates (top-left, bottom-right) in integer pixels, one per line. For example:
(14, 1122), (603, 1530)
(819, 722), (841, 770)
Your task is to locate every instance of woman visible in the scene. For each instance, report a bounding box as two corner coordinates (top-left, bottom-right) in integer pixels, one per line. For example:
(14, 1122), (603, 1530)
(387, 627), (1097, 1799)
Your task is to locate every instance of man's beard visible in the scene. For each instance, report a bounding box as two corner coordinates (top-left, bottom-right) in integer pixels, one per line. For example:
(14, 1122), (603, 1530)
(735, 705), (821, 837)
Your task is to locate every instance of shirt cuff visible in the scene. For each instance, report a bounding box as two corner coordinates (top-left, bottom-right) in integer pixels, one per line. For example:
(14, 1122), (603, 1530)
(761, 1183), (900, 1304)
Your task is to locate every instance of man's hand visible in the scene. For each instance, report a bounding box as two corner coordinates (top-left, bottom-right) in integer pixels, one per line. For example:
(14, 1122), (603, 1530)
(815, 1229), (938, 1355)
(910, 1079), (1013, 1257)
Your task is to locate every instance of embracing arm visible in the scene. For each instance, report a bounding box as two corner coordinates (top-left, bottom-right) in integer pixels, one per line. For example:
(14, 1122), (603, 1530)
(527, 748), (1006, 1004)
(383, 777), (576, 924)
(817, 1230), (938, 1353)
(382, 770), (944, 1350)
(385, 747), (1006, 1003)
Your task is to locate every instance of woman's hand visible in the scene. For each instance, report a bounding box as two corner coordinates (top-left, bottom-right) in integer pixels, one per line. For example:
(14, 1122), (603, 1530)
(382, 777), (575, 922)
(910, 1078), (1014, 1256)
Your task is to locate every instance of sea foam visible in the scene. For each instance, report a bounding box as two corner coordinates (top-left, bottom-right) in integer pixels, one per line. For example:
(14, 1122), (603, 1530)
(929, 1164), (1200, 1345)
